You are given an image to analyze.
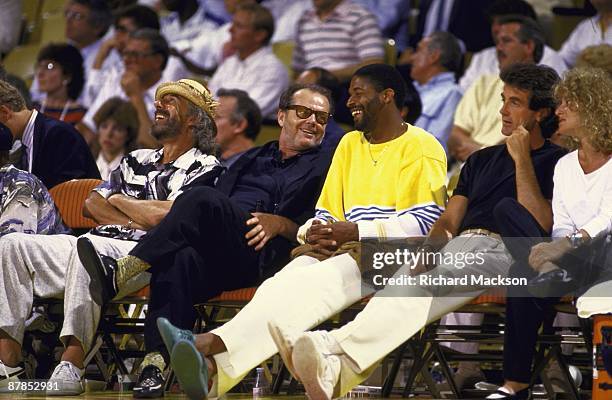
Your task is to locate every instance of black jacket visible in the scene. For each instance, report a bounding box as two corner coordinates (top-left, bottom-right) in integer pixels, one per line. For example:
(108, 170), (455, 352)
(27, 112), (100, 189)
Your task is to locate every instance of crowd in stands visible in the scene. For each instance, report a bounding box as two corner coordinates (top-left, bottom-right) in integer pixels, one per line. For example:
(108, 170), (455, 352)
(0, 0), (611, 399)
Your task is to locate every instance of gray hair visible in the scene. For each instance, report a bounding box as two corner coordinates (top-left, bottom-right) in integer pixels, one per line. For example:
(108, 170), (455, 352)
(186, 102), (218, 155)
(428, 31), (463, 75)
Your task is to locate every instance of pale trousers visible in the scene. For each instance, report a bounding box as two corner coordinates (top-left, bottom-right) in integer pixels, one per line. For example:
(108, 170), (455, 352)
(211, 234), (513, 397)
(0, 232), (149, 354)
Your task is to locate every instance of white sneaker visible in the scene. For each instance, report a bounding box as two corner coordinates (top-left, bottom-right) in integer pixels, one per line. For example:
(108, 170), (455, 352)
(46, 361), (85, 396)
(268, 321), (301, 379)
(0, 360), (24, 392)
(292, 331), (342, 400)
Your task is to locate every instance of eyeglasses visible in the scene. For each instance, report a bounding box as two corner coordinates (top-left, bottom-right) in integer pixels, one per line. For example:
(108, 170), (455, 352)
(64, 10), (87, 21)
(122, 50), (156, 60)
(286, 105), (331, 124)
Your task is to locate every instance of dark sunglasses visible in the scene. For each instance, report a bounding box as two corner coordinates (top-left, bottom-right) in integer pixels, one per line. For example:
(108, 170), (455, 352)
(286, 105), (331, 125)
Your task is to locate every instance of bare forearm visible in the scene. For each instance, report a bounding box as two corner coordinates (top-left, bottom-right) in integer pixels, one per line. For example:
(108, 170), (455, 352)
(330, 58), (384, 82)
(84, 193), (131, 225)
(109, 194), (172, 230)
(515, 159), (552, 231)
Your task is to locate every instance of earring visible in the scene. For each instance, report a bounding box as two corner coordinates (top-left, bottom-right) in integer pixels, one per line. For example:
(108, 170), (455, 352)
(62, 79), (69, 85)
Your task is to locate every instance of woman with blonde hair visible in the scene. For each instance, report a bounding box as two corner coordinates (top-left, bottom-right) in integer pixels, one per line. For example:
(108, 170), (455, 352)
(489, 67), (612, 399)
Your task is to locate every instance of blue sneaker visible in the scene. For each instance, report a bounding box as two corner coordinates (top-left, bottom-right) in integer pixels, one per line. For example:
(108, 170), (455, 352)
(156, 317), (195, 356)
(171, 340), (209, 400)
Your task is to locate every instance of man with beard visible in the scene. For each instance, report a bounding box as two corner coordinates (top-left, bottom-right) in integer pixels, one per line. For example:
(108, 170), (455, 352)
(0, 79), (221, 395)
(113, 64), (447, 400)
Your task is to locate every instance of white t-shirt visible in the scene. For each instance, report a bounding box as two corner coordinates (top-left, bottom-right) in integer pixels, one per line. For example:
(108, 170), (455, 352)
(551, 150), (612, 239)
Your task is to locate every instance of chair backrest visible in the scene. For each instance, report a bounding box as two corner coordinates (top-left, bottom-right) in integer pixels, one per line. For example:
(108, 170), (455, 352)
(49, 179), (103, 230)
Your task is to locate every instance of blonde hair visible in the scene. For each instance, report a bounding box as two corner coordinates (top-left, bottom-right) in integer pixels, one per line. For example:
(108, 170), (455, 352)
(575, 44), (612, 77)
(554, 68), (612, 153)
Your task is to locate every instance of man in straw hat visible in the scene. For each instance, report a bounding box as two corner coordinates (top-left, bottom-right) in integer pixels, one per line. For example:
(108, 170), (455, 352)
(0, 79), (221, 396)
(78, 83), (335, 397)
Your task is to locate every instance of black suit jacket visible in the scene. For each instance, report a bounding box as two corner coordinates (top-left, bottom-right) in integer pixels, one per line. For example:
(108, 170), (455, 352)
(27, 112), (100, 189)
(411, 0), (495, 53)
(216, 141), (334, 275)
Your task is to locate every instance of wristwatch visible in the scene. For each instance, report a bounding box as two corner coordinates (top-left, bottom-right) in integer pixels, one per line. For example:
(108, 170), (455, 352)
(567, 231), (586, 248)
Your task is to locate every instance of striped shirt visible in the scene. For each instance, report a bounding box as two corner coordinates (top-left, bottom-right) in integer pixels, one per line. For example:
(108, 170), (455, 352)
(92, 148), (221, 240)
(95, 148), (220, 201)
(310, 126), (447, 240)
(292, 0), (384, 72)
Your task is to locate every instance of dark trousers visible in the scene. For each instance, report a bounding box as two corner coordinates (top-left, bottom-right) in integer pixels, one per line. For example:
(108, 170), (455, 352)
(129, 186), (261, 356)
(494, 198), (558, 383)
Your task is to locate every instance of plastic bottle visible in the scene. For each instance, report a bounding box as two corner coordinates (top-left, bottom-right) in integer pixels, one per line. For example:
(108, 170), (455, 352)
(253, 367), (270, 398)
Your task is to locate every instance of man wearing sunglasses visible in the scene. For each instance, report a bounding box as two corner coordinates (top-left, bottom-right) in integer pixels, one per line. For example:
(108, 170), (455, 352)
(78, 83), (335, 397)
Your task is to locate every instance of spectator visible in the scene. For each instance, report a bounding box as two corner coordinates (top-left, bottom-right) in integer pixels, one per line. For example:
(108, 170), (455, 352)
(92, 98), (139, 180)
(410, 31), (463, 154)
(85, 4), (161, 104)
(0, 79), (221, 396)
(559, 0), (612, 68)
(208, 3), (289, 119)
(161, 0), (222, 43)
(0, 126), (69, 236)
(448, 15), (545, 162)
(33, 44), (87, 125)
(459, 0), (567, 91)
(0, 80), (100, 190)
(292, 0), (385, 82)
(30, 0), (118, 108)
(161, 0), (256, 80)
(494, 67), (612, 400)
(575, 44), (612, 76)
(296, 67), (344, 151)
(214, 88), (261, 168)
(78, 29), (170, 149)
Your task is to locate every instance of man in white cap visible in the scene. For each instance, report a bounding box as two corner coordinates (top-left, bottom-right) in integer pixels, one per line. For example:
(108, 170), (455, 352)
(0, 79), (221, 396)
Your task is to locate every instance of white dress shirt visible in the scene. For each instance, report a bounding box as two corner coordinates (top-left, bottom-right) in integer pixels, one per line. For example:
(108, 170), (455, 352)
(96, 152), (124, 181)
(208, 46), (289, 118)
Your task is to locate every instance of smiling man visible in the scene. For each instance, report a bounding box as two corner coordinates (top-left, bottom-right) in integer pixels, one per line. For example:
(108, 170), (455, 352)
(78, 83), (335, 397)
(0, 79), (221, 395)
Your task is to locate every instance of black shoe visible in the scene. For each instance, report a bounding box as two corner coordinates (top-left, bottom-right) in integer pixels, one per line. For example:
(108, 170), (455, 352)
(133, 365), (165, 398)
(77, 237), (118, 304)
(486, 387), (530, 399)
(528, 269), (575, 298)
